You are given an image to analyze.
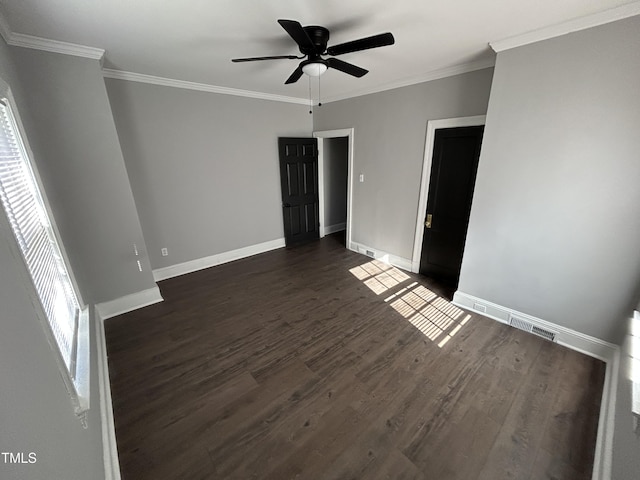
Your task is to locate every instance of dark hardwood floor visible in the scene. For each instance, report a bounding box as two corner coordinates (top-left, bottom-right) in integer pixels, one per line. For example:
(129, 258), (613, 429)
(105, 233), (605, 480)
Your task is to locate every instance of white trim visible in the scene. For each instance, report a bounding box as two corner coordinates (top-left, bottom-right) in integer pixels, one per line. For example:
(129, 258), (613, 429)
(490, 3), (640, 53)
(73, 307), (91, 417)
(8, 33), (105, 60)
(0, 10), (104, 60)
(592, 347), (619, 480)
(96, 286), (164, 321)
(313, 129), (354, 249)
(152, 237), (286, 282)
(451, 290), (619, 480)
(102, 69), (308, 105)
(325, 222), (346, 235)
(350, 241), (412, 272)
(317, 137), (326, 238)
(322, 58), (495, 104)
(95, 308), (122, 480)
(313, 129), (355, 138)
(411, 115), (486, 273)
(452, 291), (618, 361)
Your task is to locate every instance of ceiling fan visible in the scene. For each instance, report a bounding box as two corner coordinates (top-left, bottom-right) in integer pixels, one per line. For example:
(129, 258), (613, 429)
(231, 19), (395, 84)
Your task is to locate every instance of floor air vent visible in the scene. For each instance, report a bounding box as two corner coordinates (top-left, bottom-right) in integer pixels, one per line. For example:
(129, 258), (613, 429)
(508, 315), (556, 342)
(531, 325), (556, 342)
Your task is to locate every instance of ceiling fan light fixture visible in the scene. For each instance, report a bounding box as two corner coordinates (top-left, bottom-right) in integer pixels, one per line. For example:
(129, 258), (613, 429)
(301, 61), (328, 77)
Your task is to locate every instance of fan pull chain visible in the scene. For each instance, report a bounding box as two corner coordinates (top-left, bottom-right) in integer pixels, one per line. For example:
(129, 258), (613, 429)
(308, 76), (313, 114)
(318, 75), (322, 107)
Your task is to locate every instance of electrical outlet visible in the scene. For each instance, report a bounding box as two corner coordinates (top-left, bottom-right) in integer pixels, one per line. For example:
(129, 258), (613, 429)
(359, 173), (364, 183)
(161, 248), (168, 256)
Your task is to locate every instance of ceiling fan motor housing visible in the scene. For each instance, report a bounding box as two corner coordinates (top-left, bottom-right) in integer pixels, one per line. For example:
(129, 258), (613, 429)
(301, 26), (330, 55)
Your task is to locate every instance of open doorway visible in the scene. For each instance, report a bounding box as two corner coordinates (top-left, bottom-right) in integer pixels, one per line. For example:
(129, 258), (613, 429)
(314, 128), (354, 248)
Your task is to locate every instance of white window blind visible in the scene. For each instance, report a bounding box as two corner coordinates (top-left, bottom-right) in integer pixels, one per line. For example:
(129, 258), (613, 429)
(0, 99), (81, 378)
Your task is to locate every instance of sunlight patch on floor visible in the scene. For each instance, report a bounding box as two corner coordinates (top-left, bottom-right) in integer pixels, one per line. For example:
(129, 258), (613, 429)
(349, 259), (409, 295)
(350, 259), (471, 348)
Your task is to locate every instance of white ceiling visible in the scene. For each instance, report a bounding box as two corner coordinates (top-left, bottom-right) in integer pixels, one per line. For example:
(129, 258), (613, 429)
(0, 0), (637, 101)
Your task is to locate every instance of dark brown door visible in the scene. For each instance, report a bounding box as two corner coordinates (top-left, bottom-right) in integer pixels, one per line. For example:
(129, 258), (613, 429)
(278, 137), (320, 246)
(419, 126), (484, 285)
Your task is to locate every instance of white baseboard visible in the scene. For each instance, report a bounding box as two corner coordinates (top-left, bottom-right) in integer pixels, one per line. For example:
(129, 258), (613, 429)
(592, 347), (619, 480)
(152, 237), (286, 282)
(452, 291), (618, 361)
(324, 222), (346, 235)
(94, 308), (121, 480)
(349, 241), (413, 272)
(452, 290), (619, 480)
(96, 286), (164, 321)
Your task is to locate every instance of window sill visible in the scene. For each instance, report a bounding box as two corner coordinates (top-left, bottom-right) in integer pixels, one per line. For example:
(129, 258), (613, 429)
(70, 306), (91, 427)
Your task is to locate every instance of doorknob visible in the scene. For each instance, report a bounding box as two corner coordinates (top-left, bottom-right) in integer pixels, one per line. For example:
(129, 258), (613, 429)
(425, 214), (432, 229)
(283, 203), (292, 208)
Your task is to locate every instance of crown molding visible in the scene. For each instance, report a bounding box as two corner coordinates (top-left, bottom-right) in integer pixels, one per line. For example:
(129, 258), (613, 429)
(102, 68), (309, 105)
(321, 57), (496, 104)
(0, 9), (104, 60)
(491, 2), (640, 52)
(7, 32), (105, 60)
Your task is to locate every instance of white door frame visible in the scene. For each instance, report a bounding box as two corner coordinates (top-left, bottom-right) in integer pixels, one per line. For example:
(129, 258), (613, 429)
(313, 128), (354, 249)
(410, 115), (486, 273)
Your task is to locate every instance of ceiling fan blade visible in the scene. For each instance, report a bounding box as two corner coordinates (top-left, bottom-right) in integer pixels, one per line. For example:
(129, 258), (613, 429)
(327, 32), (395, 56)
(285, 66), (304, 84)
(231, 55), (300, 62)
(278, 19), (317, 52)
(326, 58), (368, 78)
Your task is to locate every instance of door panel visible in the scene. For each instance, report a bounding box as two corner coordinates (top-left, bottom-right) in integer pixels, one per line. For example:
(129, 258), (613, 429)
(288, 206), (301, 236)
(278, 138), (320, 246)
(419, 126), (483, 285)
(305, 203), (317, 232)
(303, 161), (316, 195)
(286, 164), (299, 196)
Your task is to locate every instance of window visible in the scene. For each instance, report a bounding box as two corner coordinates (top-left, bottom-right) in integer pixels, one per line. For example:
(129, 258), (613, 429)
(0, 89), (89, 419)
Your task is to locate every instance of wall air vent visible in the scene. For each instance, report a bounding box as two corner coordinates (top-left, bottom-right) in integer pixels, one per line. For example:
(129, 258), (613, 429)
(365, 250), (375, 258)
(508, 315), (556, 342)
(472, 303), (487, 313)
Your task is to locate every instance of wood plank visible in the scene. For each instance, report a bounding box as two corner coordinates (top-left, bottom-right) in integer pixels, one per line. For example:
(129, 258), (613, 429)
(477, 341), (572, 480)
(407, 406), (501, 480)
(528, 448), (589, 480)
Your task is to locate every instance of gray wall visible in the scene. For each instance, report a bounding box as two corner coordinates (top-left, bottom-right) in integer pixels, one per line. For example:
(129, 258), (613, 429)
(313, 68), (493, 260)
(457, 16), (640, 344)
(9, 47), (156, 304)
(323, 136), (348, 229)
(0, 38), (104, 480)
(104, 79), (313, 269)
